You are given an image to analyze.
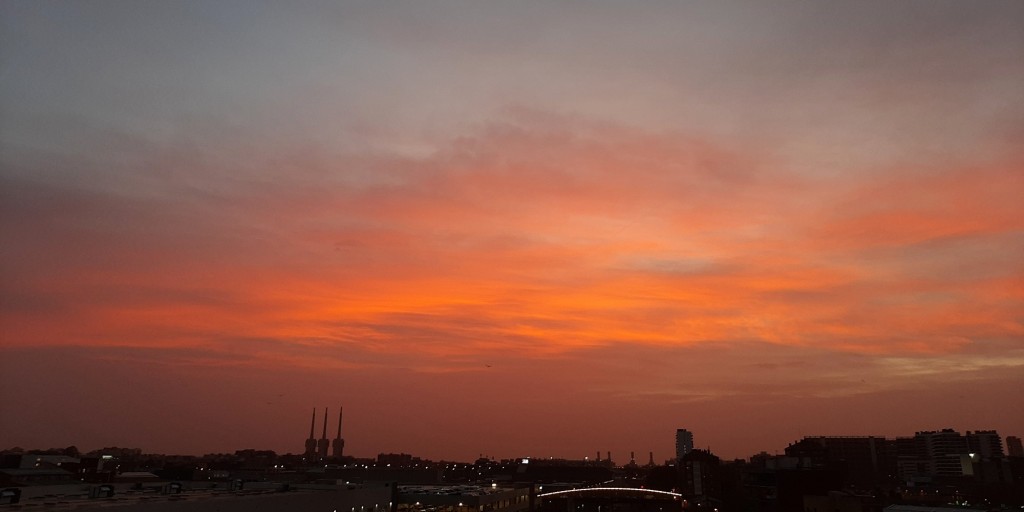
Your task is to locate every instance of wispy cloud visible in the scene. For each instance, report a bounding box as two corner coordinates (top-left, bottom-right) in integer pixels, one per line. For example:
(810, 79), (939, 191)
(3, 114), (1021, 370)
(2, 0), (1022, 459)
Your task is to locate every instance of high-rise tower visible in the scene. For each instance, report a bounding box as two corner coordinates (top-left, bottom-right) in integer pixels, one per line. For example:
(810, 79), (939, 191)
(914, 429), (969, 476)
(676, 429), (694, 462)
(317, 407), (331, 459)
(332, 406), (345, 458)
(966, 430), (1004, 459)
(304, 409), (318, 459)
(1008, 436), (1024, 458)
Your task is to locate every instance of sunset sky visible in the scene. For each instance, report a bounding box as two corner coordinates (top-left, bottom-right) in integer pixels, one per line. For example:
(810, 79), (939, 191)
(2, 1), (1023, 462)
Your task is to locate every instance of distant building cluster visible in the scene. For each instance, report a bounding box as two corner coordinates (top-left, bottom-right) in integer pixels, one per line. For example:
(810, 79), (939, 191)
(670, 427), (1024, 511)
(2, 423), (1023, 511)
(783, 429), (1011, 484)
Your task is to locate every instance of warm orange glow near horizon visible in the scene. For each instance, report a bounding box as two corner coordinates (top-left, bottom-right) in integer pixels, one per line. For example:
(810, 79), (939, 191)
(2, 1), (1022, 461)
(5, 132), (1019, 360)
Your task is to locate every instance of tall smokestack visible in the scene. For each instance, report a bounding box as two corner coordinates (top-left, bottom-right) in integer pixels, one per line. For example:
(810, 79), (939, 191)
(317, 407), (330, 459)
(649, 452), (654, 466)
(332, 406), (346, 458)
(322, 407), (329, 438)
(336, 407), (343, 438)
(304, 409), (318, 459)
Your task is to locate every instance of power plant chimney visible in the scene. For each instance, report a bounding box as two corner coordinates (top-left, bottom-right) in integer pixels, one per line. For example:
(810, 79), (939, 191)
(317, 407), (330, 459)
(304, 408), (318, 459)
(322, 407), (328, 438)
(649, 451), (654, 466)
(332, 406), (345, 458)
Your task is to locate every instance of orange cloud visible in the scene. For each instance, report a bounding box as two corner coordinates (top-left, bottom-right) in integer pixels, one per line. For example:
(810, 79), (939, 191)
(2, 116), (1021, 375)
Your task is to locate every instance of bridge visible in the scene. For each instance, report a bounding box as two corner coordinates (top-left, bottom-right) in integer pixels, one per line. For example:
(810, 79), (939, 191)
(537, 487), (683, 499)
(536, 486), (685, 512)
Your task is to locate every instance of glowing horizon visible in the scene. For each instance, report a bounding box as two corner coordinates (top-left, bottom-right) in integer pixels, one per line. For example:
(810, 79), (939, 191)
(1, 0), (1022, 460)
